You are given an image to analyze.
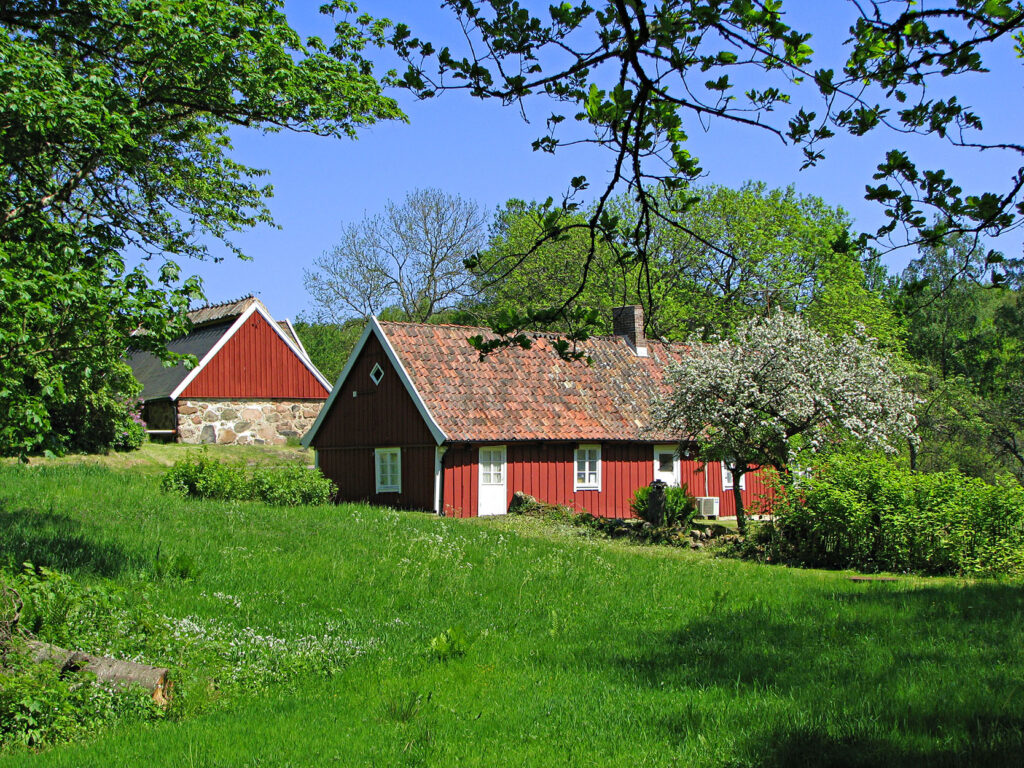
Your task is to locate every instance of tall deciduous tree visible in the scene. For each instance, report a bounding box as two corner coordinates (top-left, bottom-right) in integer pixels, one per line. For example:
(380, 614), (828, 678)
(472, 185), (901, 349)
(292, 318), (366, 385)
(0, 0), (401, 455)
(470, 198), (637, 333)
(305, 188), (487, 323)
(644, 183), (902, 345)
(659, 313), (918, 532)
(990, 382), (1024, 484)
(897, 234), (1021, 393)
(393, 1), (1024, 340)
(646, 183), (850, 339)
(895, 233), (1024, 482)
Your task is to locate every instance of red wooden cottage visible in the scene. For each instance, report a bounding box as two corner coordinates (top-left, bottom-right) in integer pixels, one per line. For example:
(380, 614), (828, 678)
(128, 296), (331, 445)
(303, 306), (769, 519)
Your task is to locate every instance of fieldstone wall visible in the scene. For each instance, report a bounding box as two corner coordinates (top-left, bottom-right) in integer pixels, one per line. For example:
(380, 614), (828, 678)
(175, 399), (323, 445)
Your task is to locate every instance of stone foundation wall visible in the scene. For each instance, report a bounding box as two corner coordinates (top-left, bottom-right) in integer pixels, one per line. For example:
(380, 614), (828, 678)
(175, 399), (323, 445)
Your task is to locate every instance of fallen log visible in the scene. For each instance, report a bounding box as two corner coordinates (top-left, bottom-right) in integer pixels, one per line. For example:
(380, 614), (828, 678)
(25, 640), (171, 706)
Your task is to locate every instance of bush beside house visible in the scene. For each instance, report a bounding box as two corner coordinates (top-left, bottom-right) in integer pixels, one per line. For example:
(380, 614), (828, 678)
(749, 454), (1024, 577)
(161, 453), (337, 506)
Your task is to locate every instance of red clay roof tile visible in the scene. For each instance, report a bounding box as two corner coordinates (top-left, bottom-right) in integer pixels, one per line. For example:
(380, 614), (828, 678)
(379, 321), (683, 443)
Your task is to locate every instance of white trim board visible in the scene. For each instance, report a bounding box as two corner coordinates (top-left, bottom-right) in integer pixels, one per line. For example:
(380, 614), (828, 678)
(169, 302), (332, 400)
(301, 317), (448, 448)
(283, 317), (311, 361)
(169, 304), (254, 400)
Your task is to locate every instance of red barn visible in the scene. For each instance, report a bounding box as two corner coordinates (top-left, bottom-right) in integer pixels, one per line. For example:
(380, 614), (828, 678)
(128, 296), (331, 445)
(303, 306), (771, 519)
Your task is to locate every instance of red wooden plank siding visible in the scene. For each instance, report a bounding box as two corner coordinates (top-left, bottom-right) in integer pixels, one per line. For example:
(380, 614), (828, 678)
(312, 334), (438, 512)
(183, 313), (327, 399)
(311, 334), (435, 449)
(442, 442), (773, 518)
(441, 446), (475, 518)
(319, 445), (435, 511)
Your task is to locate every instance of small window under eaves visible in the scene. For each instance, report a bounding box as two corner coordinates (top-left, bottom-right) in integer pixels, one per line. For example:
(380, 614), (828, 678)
(370, 362), (384, 386)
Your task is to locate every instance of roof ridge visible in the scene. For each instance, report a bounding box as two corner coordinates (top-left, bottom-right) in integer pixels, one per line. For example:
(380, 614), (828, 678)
(188, 294), (257, 314)
(376, 319), (488, 332)
(377, 317), (678, 347)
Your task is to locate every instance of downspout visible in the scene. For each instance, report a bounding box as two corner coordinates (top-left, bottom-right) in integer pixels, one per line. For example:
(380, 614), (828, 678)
(434, 445), (448, 515)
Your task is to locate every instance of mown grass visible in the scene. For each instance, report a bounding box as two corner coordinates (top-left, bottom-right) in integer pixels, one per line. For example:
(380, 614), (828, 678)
(0, 441), (311, 475)
(1, 461), (1023, 767)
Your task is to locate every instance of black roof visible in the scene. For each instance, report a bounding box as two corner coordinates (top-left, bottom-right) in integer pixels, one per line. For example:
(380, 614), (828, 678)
(126, 321), (233, 400)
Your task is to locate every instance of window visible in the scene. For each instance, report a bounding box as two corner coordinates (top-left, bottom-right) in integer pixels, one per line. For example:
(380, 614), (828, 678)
(574, 444), (601, 491)
(658, 452), (674, 473)
(375, 448), (401, 493)
(479, 447), (505, 485)
(370, 362), (384, 386)
(721, 460), (745, 490)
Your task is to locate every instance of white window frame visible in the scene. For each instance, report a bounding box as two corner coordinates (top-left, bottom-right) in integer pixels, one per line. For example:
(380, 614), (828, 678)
(574, 444), (602, 492)
(375, 447), (401, 493)
(721, 460), (746, 491)
(478, 446), (506, 486)
(370, 362), (384, 386)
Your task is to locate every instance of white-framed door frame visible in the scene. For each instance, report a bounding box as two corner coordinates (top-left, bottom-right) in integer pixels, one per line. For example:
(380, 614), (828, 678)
(653, 444), (681, 487)
(477, 445), (508, 516)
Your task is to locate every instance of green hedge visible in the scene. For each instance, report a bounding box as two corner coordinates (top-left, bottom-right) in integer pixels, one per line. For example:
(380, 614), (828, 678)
(765, 454), (1024, 576)
(161, 452), (337, 506)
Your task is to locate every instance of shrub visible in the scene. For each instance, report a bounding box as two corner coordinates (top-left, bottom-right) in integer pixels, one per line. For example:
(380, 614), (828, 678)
(763, 453), (1024, 577)
(630, 484), (698, 528)
(111, 416), (146, 452)
(160, 452), (250, 501)
(248, 464), (337, 506)
(44, 363), (147, 455)
(428, 626), (468, 661)
(161, 452), (337, 506)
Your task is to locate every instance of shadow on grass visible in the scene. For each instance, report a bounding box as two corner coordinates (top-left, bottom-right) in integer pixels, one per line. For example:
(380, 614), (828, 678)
(599, 581), (1024, 767)
(742, 727), (1023, 768)
(0, 500), (143, 577)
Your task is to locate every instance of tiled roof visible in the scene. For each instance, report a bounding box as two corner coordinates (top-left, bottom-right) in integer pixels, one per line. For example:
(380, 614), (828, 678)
(186, 296), (264, 327)
(379, 321), (684, 443)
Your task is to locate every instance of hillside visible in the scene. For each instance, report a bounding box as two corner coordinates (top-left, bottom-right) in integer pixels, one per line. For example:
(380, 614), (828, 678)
(1, 458), (1022, 767)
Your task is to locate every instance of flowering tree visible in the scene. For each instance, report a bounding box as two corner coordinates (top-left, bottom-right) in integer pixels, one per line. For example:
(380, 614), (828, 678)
(659, 313), (918, 533)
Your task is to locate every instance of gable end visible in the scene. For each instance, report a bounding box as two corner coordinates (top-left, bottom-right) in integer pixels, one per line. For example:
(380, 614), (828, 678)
(179, 307), (329, 400)
(302, 318), (446, 448)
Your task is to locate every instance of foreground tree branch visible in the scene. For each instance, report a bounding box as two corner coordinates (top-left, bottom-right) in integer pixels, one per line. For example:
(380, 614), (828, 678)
(392, 0), (1024, 341)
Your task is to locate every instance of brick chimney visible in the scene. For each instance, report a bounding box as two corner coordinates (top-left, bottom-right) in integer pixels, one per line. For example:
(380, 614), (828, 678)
(612, 305), (648, 356)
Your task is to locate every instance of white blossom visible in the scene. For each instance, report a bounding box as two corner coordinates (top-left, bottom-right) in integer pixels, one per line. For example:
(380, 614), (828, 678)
(659, 313), (918, 474)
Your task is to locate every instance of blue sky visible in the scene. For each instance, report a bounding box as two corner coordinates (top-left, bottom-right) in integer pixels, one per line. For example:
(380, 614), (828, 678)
(179, 1), (1024, 322)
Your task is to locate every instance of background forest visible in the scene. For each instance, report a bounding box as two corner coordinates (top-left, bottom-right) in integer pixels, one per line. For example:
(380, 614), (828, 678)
(299, 183), (1024, 487)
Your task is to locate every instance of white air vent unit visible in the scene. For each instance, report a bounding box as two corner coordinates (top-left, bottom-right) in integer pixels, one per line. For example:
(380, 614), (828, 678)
(696, 497), (720, 519)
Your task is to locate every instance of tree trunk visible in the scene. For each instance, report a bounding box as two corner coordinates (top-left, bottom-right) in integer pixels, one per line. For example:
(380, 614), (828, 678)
(733, 479), (746, 536)
(25, 640), (171, 706)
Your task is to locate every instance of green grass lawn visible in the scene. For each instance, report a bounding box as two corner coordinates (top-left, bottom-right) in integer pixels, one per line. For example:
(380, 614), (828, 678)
(0, 441), (312, 475)
(1, 459), (1023, 767)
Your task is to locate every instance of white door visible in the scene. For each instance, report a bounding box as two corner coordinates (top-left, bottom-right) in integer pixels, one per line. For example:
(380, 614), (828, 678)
(653, 445), (680, 487)
(478, 446), (507, 516)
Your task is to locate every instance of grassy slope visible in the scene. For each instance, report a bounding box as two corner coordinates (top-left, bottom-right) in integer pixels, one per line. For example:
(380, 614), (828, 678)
(1, 461), (1023, 767)
(1, 442), (312, 475)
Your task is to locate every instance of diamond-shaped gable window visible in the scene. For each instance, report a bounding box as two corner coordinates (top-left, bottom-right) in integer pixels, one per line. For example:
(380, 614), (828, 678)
(370, 362), (384, 386)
